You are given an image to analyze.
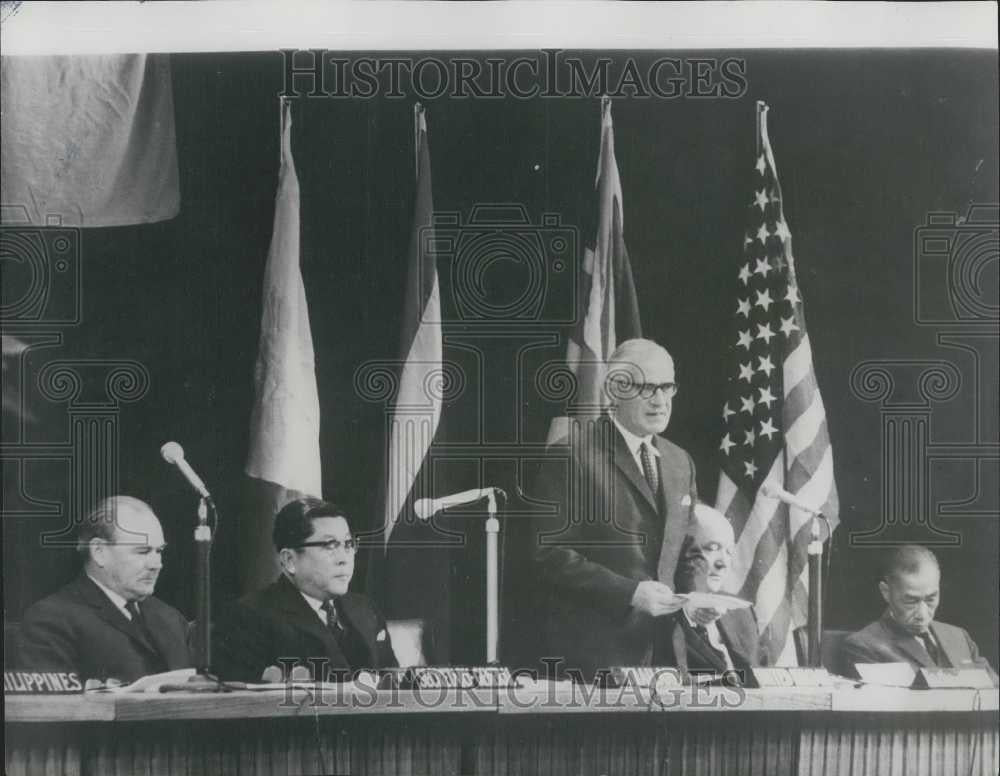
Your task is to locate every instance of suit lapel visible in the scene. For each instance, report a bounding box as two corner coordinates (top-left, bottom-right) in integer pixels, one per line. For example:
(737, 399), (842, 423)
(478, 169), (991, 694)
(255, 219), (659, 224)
(607, 418), (658, 512)
(881, 614), (934, 668)
(717, 611), (755, 668)
(680, 616), (728, 673)
(928, 623), (957, 668)
(272, 576), (347, 664)
(76, 576), (161, 658)
(337, 597), (376, 664)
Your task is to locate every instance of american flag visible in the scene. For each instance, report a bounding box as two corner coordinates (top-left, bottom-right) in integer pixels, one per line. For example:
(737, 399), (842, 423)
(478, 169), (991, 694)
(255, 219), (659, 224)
(715, 102), (839, 666)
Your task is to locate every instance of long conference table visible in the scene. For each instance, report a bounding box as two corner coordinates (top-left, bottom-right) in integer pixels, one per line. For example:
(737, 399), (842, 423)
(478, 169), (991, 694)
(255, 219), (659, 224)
(6, 682), (998, 776)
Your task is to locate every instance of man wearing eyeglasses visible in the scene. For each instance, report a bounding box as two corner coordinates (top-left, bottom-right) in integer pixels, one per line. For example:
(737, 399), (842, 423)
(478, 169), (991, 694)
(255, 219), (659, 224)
(213, 497), (397, 682)
(533, 338), (699, 681)
(18, 496), (192, 683)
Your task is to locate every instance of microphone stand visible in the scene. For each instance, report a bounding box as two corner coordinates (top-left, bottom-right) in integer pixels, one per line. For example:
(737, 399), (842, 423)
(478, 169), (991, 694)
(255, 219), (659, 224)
(807, 513), (823, 668)
(485, 490), (500, 666)
(184, 496), (222, 690)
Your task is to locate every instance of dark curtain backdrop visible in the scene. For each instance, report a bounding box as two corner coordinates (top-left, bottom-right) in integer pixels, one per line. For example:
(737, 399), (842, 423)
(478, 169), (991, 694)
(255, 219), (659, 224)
(4, 50), (997, 668)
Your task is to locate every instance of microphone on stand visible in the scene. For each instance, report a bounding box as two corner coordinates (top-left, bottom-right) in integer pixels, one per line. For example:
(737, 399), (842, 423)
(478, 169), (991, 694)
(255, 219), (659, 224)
(761, 480), (823, 516)
(412, 486), (506, 665)
(761, 480), (828, 668)
(413, 487), (505, 519)
(160, 441), (211, 500)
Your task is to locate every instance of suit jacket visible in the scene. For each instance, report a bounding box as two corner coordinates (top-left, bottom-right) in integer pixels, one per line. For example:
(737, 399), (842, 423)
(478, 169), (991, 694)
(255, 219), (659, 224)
(212, 574), (398, 682)
(18, 574), (192, 683)
(533, 415), (697, 679)
(654, 608), (764, 679)
(842, 612), (997, 683)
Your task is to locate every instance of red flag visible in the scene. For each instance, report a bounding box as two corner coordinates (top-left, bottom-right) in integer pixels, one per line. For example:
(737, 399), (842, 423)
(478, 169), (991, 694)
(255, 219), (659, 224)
(547, 96), (642, 445)
(715, 102), (840, 665)
(242, 99), (322, 592)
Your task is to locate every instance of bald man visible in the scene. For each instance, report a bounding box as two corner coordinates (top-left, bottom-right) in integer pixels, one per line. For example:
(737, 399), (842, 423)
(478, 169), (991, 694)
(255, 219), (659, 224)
(653, 503), (765, 680)
(19, 496), (192, 683)
(842, 545), (996, 682)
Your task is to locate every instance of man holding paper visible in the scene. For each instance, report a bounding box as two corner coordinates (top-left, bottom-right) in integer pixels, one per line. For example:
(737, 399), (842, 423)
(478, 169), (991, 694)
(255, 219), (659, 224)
(533, 339), (700, 680)
(653, 502), (764, 678)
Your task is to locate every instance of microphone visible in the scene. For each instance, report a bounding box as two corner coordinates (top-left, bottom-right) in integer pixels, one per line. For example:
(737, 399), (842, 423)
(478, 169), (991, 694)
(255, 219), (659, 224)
(413, 487), (501, 520)
(160, 441), (211, 499)
(761, 480), (823, 516)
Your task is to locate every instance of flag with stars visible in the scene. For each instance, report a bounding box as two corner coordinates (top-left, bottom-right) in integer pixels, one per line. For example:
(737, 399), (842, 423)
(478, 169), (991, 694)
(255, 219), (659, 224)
(715, 101), (839, 666)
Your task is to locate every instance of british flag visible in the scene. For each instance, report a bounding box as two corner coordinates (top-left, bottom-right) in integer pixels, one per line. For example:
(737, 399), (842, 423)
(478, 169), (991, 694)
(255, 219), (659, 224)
(715, 102), (840, 666)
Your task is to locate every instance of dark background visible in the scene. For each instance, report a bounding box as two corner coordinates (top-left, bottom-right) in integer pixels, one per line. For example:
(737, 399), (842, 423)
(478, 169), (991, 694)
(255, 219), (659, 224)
(4, 50), (998, 669)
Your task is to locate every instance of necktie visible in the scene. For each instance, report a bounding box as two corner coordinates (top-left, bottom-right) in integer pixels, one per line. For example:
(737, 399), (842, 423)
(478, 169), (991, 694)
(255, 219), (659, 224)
(322, 599), (344, 635)
(917, 632), (942, 666)
(694, 624), (730, 670)
(125, 600), (158, 655)
(640, 441), (660, 496)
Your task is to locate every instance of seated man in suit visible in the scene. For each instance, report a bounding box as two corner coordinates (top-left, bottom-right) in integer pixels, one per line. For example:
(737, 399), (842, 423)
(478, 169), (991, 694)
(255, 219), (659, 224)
(654, 503), (764, 682)
(213, 498), (397, 682)
(842, 544), (996, 682)
(19, 496), (192, 683)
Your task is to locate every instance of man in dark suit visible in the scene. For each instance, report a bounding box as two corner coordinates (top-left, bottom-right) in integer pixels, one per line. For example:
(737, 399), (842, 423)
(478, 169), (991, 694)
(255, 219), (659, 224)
(19, 496), (192, 683)
(842, 545), (997, 682)
(654, 503), (764, 682)
(213, 498), (397, 682)
(533, 338), (700, 680)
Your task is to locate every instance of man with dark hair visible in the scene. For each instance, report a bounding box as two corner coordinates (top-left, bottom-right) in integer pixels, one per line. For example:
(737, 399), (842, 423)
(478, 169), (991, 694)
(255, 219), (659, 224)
(653, 503), (764, 681)
(842, 544), (996, 681)
(19, 496), (192, 682)
(533, 338), (699, 680)
(213, 498), (397, 681)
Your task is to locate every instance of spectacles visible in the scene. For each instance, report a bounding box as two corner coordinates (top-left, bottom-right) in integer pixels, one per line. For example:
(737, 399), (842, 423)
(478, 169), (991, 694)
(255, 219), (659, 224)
(296, 538), (357, 553)
(634, 382), (678, 399)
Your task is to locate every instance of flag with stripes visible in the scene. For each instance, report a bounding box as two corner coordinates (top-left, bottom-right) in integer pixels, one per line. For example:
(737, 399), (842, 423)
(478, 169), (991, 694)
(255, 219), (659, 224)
(382, 103), (442, 546)
(546, 96), (642, 445)
(715, 101), (839, 666)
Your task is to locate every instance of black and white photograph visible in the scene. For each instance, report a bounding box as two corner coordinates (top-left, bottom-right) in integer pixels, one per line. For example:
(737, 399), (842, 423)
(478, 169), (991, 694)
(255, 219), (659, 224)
(2, 2), (998, 774)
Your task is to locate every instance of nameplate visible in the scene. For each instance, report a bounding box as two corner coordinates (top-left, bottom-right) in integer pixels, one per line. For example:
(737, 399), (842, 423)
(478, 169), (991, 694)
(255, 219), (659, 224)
(4, 671), (83, 694)
(913, 666), (994, 690)
(406, 666), (514, 689)
(609, 667), (684, 689)
(750, 667), (835, 688)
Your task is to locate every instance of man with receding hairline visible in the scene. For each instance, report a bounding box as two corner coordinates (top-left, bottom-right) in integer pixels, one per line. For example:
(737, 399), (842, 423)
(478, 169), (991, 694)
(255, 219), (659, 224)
(653, 503), (765, 680)
(842, 544), (996, 682)
(533, 338), (699, 680)
(19, 496), (192, 682)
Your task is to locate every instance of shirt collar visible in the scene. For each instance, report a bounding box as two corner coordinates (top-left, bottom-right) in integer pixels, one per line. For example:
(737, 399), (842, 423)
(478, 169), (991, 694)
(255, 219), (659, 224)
(298, 588), (329, 622)
(612, 417), (659, 458)
(86, 573), (131, 616)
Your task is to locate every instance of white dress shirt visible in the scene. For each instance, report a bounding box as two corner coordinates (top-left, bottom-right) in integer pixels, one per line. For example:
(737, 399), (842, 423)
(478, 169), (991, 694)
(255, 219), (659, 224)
(612, 417), (661, 474)
(86, 573), (133, 621)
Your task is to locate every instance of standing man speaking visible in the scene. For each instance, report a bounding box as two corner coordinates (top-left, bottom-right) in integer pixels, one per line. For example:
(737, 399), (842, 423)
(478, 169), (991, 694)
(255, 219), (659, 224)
(533, 338), (698, 680)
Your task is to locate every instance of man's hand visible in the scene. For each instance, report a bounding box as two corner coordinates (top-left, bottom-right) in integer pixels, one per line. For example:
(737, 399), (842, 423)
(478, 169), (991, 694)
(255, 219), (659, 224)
(630, 581), (685, 616)
(689, 606), (723, 627)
